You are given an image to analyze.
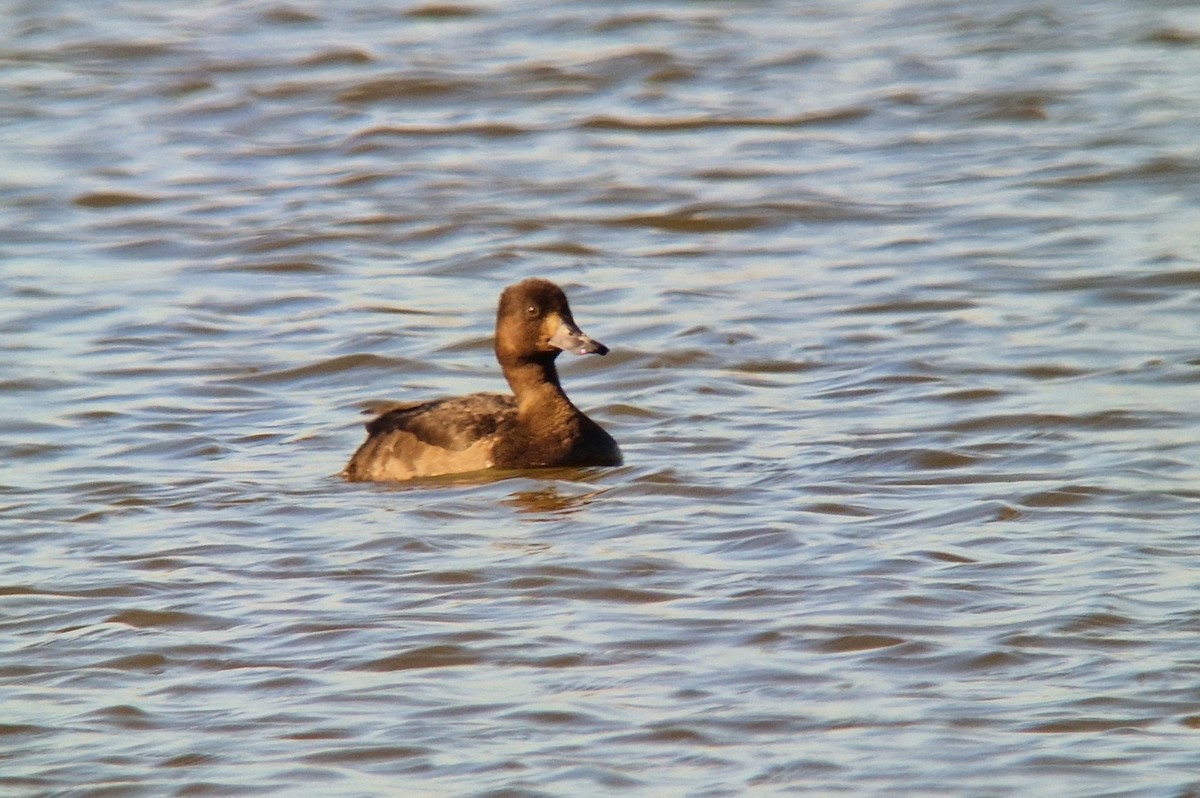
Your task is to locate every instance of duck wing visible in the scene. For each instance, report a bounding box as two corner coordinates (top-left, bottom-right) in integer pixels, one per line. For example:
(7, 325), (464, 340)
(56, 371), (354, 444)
(362, 392), (516, 451)
(344, 392), (518, 482)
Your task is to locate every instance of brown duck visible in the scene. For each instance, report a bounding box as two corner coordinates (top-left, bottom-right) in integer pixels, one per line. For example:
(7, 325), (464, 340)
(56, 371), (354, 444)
(344, 278), (622, 481)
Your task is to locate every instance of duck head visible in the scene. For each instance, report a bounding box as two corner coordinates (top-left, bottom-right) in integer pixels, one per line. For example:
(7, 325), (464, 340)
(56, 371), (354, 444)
(494, 278), (608, 365)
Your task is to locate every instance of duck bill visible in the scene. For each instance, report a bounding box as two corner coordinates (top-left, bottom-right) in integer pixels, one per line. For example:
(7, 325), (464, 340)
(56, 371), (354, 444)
(548, 319), (609, 356)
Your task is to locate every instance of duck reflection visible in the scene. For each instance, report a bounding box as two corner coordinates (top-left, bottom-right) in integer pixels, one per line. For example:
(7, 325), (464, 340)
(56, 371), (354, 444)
(502, 481), (607, 515)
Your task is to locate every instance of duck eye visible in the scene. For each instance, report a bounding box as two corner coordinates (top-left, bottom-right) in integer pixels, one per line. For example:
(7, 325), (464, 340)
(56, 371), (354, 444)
(526, 304), (538, 317)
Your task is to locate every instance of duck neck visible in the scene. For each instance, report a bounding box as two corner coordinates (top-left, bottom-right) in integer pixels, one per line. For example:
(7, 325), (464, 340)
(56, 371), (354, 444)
(503, 357), (575, 417)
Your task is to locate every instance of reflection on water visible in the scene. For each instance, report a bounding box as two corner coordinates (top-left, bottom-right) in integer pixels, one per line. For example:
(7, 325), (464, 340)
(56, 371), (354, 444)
(4, 1), (1200, 796)
(502, 483), (609, 515)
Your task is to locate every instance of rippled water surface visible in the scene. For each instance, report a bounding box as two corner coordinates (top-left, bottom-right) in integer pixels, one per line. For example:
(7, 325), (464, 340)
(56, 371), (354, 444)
(4, 1), (1200, 796)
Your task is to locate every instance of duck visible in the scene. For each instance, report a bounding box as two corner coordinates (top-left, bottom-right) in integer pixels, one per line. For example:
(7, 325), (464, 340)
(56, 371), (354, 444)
(344, 278), (622, 482)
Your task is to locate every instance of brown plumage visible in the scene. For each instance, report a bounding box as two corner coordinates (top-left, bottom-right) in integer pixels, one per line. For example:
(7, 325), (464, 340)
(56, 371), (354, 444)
(344, 278), (622, 482)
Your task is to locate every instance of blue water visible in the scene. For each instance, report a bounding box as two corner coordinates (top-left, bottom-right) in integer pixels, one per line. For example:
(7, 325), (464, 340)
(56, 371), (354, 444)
(3, 1), (1200, 796)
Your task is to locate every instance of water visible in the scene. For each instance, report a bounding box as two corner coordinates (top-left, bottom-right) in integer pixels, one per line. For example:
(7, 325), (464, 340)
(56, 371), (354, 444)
(3, 1), (1200, 796)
